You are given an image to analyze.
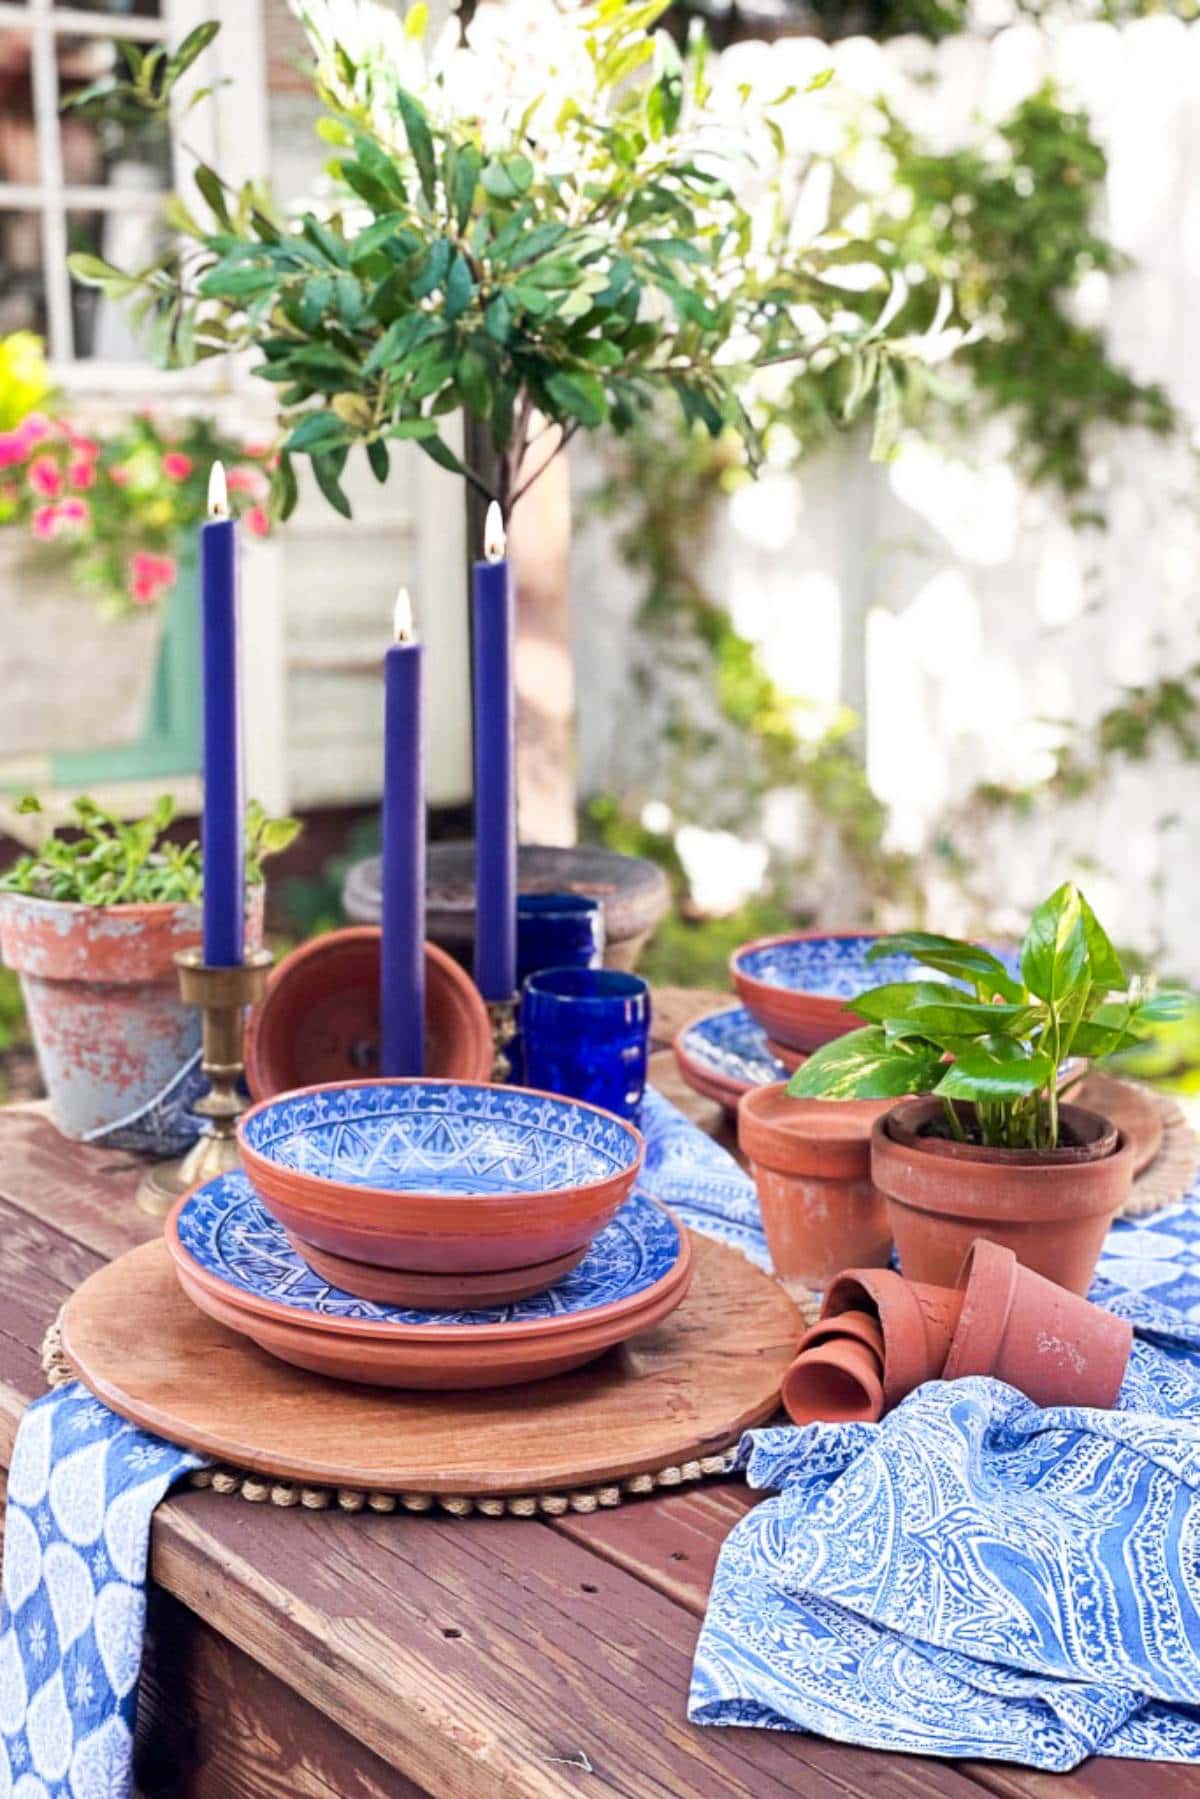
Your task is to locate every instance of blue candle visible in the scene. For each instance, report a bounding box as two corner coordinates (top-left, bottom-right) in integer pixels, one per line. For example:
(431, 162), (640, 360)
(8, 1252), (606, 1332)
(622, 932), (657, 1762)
(471, 502), (516, 1002)
(201, 462), (244, 967)
(380, 590), (426, 1075)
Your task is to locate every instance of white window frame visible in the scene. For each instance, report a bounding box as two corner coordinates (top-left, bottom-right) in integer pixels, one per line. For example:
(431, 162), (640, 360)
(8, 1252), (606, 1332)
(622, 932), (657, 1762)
(0, 0), (269, 396)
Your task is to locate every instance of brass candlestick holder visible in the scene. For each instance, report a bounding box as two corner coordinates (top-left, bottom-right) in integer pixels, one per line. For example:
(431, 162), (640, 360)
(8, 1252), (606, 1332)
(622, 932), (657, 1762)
(135, 945), (274, 1218)
(487, 996), (519, 1083)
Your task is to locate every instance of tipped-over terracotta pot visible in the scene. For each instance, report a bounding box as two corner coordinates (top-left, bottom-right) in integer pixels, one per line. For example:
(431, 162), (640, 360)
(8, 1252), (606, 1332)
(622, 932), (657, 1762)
(738, 1083), (893, 1288)
(781, 1333), (885, 1425)
(818, 1266), (962, 1407)
(946, 1238), (1132, 1409)
(871, 1099), (1134, 1296)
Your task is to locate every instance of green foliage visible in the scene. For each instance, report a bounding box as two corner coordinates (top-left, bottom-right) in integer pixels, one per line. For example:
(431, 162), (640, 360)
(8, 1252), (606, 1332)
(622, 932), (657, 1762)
(0, 795), (301, 906)
(789, 883), (1186, 1149)
(766, 85), (1174, 500)
(65, 5), (924, 521)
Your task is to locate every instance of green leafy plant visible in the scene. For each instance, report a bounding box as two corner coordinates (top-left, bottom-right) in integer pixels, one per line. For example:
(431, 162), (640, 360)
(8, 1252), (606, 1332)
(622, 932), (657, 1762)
(0, 795), (301, 906)
(63, 3), (937, 522)
(788, 882), (1185, 1149)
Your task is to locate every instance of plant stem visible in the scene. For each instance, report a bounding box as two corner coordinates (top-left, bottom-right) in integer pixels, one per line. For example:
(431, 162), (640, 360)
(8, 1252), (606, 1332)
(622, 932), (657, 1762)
(941, 1096), (967, 1142)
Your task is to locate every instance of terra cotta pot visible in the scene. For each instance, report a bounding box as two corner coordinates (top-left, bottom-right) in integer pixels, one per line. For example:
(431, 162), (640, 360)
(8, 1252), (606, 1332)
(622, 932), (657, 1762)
(871, 1098), (1133, 1295)
(738, 1083), (893, 1287)
(781, 1333), (885, 1425)
(0, 886), (263, 1138)
(818, 1266), (963, 1408)
(945, 1238), (1132, 1409)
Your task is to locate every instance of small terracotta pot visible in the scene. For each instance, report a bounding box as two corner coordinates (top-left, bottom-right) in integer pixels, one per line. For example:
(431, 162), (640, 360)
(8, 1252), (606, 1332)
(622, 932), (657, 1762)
(244, 927), (491, 1100)
(0, 887), (263, 1138)
(781, 1334), (885, 1425)
(945, 1238), (1132, 1409)
(797, 1308), (885, 1361)
(738, 1083), (893, 1286)
(871, 1099), (1134, 1295)
(819, 1267), (962, 1407)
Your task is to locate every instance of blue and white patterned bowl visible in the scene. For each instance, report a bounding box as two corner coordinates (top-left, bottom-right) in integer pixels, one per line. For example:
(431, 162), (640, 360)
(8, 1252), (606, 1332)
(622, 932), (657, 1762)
(238, 1079), (645, 1274)
(673, 1007), (788, 1112)
(168, 1169), (687, 1337)
(731, 932), (1023, 1054)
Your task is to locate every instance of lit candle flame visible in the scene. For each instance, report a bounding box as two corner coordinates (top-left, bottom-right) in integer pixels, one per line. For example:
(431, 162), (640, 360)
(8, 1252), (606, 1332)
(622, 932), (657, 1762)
(207, 461), (229, 519)
(393, 587), (415, 643)
(484, 501), (506, 564)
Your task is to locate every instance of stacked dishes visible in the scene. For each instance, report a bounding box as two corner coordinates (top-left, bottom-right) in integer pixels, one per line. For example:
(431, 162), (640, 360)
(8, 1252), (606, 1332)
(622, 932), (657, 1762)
(166, 1170), (691, 1389)
(165, 1078), (693, 1389)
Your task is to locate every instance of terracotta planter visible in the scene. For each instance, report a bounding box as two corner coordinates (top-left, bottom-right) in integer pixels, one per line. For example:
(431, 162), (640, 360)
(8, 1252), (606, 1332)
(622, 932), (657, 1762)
(872, 1098), (1134, 1295)
(0, 887), (263, 1139)
(244, 926), (491, 1100)
(945, 1238), (1132, 1409)
(738, 1083), (893, 1287)
(818, 1267), (962, 1407)
(781, 1334), (884, 1425)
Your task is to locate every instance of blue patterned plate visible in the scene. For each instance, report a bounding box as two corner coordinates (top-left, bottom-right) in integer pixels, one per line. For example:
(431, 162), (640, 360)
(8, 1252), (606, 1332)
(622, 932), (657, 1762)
(674, 1007), (787, 1109)
(167, 1170), (687, 1337)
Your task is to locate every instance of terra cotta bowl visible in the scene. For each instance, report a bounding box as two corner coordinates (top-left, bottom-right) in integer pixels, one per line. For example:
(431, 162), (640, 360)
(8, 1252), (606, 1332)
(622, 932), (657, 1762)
(237, 1079), (645, 1274)
(244, 927), (491, 1100)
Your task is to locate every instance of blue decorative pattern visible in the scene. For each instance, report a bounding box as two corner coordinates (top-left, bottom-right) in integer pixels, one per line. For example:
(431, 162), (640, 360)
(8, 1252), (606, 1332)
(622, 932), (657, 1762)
(733, 934), (1020, 1000)
(677, 1008), (786, 1092)
(241, 1080), (640, 1196)
(174, 1170), (682, 1326)
(0, 1383), (205, 1796)
(81, 1050), (207, 1159)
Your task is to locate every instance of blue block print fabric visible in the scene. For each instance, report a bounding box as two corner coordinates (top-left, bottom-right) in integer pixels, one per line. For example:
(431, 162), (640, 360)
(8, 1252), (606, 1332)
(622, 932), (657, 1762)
(0, 1385), (204, 1797)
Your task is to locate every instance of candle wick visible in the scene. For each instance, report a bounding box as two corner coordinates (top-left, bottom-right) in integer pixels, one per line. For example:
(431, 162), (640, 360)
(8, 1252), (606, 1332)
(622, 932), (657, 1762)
(207, 461), (229, 519)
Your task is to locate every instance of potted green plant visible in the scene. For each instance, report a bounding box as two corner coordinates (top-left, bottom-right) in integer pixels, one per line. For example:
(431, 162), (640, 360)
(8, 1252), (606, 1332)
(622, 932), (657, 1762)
(787, 883), (1184, 1293)
(0, 795), (298, 1139)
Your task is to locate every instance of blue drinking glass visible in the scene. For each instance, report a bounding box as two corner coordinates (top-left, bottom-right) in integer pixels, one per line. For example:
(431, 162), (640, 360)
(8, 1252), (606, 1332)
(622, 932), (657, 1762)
(521, 967), (650, 1120)
(516, 893), (605, 987)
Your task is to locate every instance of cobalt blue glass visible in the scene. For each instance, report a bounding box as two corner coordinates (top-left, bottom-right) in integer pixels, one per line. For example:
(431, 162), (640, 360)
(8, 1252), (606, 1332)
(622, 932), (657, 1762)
(521, 967), (650, 1120)
(516, 893), (605, 988)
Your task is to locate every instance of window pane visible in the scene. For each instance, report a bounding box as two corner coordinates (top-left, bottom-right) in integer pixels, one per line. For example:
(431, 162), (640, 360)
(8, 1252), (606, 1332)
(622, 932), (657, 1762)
(54, 2), (163, 16)
(0, 32), (36, 187)
(0, 212), (48, 340)
(68, 207), (167, 360)
(59, 36), (173, 191)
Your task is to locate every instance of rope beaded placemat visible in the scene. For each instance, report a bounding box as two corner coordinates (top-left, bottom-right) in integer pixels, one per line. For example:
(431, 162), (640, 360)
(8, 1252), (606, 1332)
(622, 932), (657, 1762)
(44, 1231), (799, 1518)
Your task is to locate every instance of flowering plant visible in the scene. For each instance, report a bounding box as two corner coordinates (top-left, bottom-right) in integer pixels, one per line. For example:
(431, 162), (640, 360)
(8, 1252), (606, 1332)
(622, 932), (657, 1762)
(0, 379), (274, 617)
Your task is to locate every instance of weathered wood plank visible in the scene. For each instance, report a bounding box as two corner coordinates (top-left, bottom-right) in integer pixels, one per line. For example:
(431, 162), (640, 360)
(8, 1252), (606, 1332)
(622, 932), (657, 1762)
(0, 1104), (156, 1262)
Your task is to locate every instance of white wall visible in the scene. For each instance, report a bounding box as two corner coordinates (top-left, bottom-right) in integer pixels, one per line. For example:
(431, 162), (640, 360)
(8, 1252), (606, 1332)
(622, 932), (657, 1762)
(572, 17), (1200, 977)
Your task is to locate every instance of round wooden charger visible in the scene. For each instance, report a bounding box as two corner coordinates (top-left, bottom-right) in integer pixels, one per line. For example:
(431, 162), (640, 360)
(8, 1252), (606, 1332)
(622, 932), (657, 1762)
(57, 1230), (801, 1499)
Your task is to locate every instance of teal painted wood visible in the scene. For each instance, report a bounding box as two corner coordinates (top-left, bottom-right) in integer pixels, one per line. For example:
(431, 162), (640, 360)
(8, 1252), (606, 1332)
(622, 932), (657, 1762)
(50, 549), (201, 788)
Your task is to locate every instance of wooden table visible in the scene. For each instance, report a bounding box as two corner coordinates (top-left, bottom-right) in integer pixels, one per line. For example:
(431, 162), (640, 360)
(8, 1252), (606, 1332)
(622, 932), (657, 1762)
(0, 990), (1179, 1797)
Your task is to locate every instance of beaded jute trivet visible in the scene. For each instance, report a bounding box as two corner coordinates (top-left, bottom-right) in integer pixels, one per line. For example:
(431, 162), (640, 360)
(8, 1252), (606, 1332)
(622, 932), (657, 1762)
(1116, 1091), (1199, 1219)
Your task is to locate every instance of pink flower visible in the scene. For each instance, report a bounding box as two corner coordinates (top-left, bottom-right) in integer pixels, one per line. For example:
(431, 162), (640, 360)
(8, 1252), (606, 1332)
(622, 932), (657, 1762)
(242, 439), (274, 460)
(244, 505), (270, 537)
(32, 505), (61, 541)
(66, 430), (99, 460)
(128, 550), (177, 606)
(57, 498), (90, 529)
(0, 433), (25, 469)
(18, 414), (51, 449)
(227, 464), (268, 499)
(108, 464), (131, 488)
(162, 451), (193, 482)
(28, 456), (63, 499)
(69, 458), (96, 490)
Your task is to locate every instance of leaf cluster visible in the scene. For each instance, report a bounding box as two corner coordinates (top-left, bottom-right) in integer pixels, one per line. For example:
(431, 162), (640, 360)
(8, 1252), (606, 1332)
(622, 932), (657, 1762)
(0, 795), (301, 907)
(788, 882), (1186, 1148)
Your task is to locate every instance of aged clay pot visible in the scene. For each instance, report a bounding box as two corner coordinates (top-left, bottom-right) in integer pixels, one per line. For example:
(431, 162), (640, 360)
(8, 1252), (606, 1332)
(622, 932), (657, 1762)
(872, 1099), (1134, 1295)
(781, 1334), (885, 1425)
(738, 1083), (893, 1287)
(244, 927), (491, 1100)
(945, 1238), (1132, 1409)
(0, 887), (263, 1139)
(819, 1267), (963, 1408)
